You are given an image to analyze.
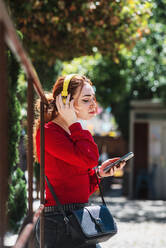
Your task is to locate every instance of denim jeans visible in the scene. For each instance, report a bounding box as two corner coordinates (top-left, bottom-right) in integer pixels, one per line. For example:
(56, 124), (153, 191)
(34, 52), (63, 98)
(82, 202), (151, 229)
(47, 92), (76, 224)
(35, 212), (101, 248)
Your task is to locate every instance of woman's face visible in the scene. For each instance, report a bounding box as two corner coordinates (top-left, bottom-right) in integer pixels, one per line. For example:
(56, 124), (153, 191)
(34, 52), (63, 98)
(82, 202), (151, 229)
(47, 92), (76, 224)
(73, 83), (97, 120)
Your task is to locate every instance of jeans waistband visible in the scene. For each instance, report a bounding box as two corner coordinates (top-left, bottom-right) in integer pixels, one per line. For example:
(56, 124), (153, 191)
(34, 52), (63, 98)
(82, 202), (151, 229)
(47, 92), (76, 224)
(44, 203), (88, 213)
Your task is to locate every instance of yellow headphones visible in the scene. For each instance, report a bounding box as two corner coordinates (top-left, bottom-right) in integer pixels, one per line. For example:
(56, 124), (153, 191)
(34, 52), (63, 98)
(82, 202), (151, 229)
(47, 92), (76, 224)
(61, 74), (77, 104)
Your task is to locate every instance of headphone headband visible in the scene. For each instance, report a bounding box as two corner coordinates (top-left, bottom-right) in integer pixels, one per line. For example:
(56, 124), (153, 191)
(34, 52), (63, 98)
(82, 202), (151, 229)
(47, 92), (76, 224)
(61, 74), (77, 103)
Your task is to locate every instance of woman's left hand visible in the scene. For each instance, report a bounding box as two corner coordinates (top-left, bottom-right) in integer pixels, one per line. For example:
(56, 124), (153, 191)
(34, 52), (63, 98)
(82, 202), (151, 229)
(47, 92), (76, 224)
(98, 158), (126, 178)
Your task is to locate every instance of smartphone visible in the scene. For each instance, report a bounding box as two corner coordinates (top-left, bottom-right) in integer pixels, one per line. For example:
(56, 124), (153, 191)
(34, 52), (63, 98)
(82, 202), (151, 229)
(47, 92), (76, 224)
(103, 152), (134, 173)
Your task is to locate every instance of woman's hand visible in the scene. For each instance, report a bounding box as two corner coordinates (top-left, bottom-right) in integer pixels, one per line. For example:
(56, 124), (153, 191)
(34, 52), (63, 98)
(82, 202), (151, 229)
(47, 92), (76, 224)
(98, 158), (126, 178)
(56, 94), (78, 126)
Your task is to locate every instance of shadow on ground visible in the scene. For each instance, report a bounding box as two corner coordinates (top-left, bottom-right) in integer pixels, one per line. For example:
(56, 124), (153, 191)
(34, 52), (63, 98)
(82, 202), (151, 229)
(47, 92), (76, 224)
(90, 187), (166, 224)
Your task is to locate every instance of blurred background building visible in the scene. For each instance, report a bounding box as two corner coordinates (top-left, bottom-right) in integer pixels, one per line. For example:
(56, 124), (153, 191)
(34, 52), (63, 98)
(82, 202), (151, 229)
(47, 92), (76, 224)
(129, 99), (166, 200)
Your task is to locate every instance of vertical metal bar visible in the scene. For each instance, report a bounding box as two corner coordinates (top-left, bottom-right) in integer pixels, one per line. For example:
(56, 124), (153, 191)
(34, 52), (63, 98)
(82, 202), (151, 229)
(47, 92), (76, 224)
(27, 78), (35, 248)
(129, 110), (134, 199)
(27, 78), (34, 215)
(40, 101), (45, 248)
(0, 21), (8, 248)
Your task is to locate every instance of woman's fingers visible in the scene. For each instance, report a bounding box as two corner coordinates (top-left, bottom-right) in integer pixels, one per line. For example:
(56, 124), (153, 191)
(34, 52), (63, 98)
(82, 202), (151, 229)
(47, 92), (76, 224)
(56, 94), (79, 114)
(56, 94), (68, 113)
(118, 161), (126, 169)
(59, 94), (64, 108)
(101, 158), (119, 169)
(69, 98), (74, 109)
(56, 95), (61, 111)
(55, 94), (77, 126)
(70, 98), (79, 114)
(99, 158), (126, 178)
(109, 167), (115, 176)
(109, 161), (126, 176)
(65, 94), (71, 107)
(106, 166), (117, 177)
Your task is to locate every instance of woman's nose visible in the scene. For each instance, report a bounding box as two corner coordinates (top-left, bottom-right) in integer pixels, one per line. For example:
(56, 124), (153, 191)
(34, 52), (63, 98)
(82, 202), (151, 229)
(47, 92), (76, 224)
(90, 99), (96, 107)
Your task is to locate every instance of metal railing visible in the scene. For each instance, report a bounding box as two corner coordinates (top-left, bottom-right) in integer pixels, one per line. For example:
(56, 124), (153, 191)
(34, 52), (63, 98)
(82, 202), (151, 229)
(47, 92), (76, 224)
(0, 0), (47, 247)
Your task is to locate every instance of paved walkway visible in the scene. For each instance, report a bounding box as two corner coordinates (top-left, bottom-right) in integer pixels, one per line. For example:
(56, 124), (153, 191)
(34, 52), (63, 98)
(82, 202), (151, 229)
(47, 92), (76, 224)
(90, 187), (166, 248)
(5, 186), (166, 247)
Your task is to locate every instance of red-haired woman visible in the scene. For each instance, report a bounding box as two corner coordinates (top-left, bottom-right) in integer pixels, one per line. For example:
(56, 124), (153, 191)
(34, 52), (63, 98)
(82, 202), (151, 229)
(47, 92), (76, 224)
(34, 75), (125, 248)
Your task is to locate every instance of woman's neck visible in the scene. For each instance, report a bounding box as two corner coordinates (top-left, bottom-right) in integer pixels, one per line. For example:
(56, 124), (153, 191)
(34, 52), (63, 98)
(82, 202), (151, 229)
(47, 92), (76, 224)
(52, 116), (71, 134)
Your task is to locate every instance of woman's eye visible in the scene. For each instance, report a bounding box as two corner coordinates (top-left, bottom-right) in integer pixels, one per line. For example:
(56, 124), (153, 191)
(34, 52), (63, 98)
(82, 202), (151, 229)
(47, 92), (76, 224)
(82, 99), (89, 102)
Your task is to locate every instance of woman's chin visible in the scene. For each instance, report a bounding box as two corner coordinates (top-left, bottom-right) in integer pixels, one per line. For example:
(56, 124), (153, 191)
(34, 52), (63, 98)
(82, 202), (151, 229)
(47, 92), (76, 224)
(77, 113), (96, 121)
(85, 115), (96, 121)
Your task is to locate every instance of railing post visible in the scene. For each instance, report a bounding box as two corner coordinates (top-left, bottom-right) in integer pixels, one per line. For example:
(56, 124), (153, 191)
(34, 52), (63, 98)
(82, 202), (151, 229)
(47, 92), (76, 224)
(0, 2), (49, 246)
(40, 101), (45, 248)
(0, 21), (9, 248)
(27, 78), (34, 248)
(27, 78), (34, 216)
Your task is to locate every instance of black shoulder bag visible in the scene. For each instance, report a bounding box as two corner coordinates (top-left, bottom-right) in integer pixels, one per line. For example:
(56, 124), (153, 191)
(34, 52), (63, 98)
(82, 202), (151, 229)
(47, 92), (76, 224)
(45, 174), (117, 246)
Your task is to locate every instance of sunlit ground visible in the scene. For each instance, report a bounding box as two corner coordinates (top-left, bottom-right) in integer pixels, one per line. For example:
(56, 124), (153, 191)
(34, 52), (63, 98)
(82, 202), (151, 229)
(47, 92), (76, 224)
(90, 184), (166, 248)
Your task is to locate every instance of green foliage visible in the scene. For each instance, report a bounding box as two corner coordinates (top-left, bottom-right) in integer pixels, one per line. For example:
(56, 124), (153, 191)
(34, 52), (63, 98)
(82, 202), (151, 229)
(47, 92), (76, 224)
(34, 59), (63, 91)
(113, 0), (166, 137)
(152, 0), (166, 23)
(8, 53), (22, 172)
(122, 0), (166, 105)
(7, 0), (152, 63)
(7, 53), (27, 232)
(62, 0), (166, 139)
(8, 168), (27, 232)
(17, 71), (27, 113)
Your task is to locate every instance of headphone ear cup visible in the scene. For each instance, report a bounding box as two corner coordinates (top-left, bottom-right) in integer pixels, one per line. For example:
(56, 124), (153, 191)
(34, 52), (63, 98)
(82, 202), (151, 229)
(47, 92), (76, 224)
(61, 74), (77, 102)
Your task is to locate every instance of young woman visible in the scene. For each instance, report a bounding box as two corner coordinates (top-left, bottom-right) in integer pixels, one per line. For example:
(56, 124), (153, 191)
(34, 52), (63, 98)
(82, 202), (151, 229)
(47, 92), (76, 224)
(34, 74), (126, 248)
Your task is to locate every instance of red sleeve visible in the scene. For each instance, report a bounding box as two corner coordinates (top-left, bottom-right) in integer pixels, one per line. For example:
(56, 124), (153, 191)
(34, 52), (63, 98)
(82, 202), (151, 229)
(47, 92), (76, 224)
(37, 122), (99, 169)
(88, 168), (100, 195)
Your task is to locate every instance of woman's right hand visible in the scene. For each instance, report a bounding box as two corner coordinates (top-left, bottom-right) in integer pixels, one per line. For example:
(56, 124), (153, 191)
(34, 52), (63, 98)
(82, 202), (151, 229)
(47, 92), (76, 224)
(56, 94), (78, 126)
(98, 158), (126, 178)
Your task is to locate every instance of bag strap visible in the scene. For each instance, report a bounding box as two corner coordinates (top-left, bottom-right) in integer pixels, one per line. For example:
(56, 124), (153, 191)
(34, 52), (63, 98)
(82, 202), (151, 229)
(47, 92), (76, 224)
(46, 169), (107, 214)
(45, 176), (69, 225)
(95, 170), (106, 206)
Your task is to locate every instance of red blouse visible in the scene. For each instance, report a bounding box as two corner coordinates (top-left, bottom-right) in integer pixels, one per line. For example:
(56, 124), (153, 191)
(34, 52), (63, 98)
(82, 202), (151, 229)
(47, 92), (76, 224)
(36, 121), (100, 206)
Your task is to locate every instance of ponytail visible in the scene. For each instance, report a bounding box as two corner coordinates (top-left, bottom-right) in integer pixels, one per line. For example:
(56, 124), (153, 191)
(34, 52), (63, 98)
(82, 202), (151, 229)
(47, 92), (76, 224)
(33, 93), (57, 161)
